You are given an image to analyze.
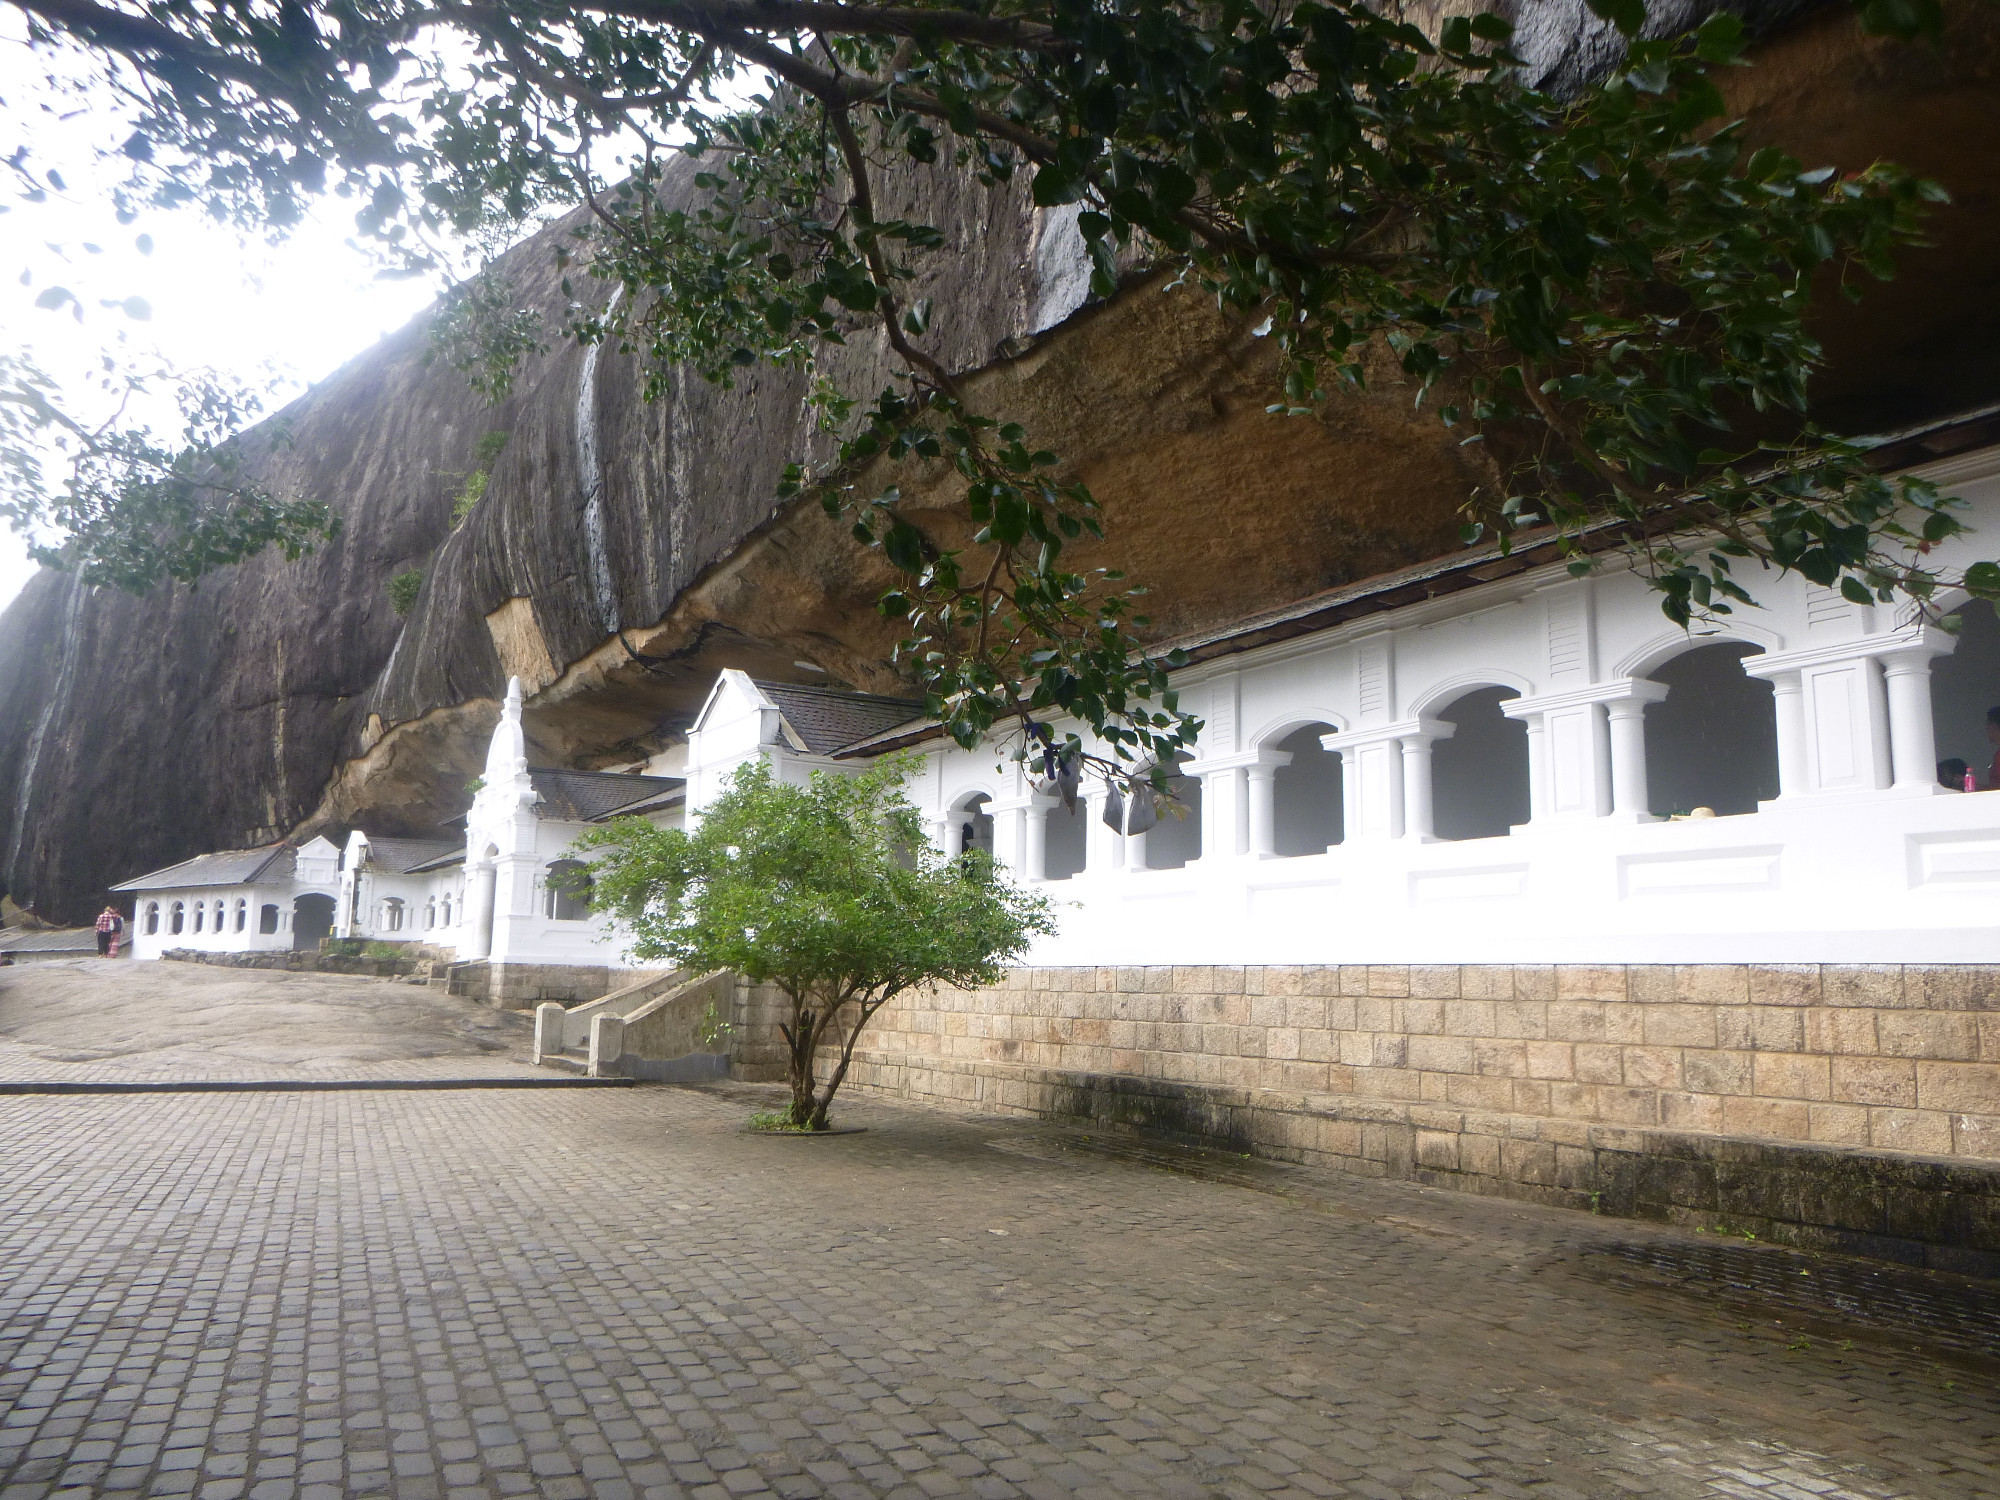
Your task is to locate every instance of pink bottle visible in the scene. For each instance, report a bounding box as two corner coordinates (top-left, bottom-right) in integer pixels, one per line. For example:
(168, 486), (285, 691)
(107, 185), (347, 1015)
(1966, 769), (1979, 793)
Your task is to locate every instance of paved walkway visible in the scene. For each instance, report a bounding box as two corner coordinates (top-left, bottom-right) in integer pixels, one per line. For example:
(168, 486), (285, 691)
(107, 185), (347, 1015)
(2, 1078), (1995, 1500)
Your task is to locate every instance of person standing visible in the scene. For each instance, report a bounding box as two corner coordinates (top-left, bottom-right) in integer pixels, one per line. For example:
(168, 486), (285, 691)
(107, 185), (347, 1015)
(94, 904), (123, 957)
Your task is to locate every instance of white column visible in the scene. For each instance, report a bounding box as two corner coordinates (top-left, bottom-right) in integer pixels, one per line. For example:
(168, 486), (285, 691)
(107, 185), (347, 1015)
(1244, 765), (1279, 859)
(1881, 648), (1943, 792)
(1770, 671), (1808, 798)
(461, 860), (496, 961)
(1084, 784), (1123, 875)
(1023, 801), (1049, 880)
(1400, 736), (1436, 842)
(1605, 700), (1652, 819)
(1523, 713), (1549, 822)
(928, 816), (954, 857)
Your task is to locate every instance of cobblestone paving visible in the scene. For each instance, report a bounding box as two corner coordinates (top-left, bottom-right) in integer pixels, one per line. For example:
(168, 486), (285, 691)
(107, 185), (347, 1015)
(2, 1083), (1995, 1500)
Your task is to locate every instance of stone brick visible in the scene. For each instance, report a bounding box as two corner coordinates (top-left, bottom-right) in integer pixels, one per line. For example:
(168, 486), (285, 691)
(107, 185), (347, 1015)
(1806, 1103), (1872, 1147)
(1574, 1044), (1624, 1085)
(1660, 1091), (1725, 1133)
(1547, 1000), (1606, 1042)
(1367, 966), (1411, 998)
(1824, 965), (1906, 1010)
(1493, 1001), (1548, 1040)
(1830, 1055), (1917, 1107)
(1457, 1130), (1503, 1176)
(1721, 1096), (1811, 1143)
(1446, 1074), (1516, 1112)
(1447, 1000), (1497, 1038)
(1749, 1007), (1806, 1053)
(1643, 1006), (1717, 1049)
(1905, 965), (1991, 1012)
(1414, 1130), (1460, 1170)
(1869, 1108), (1954, 1156)
(1954, 1112), (2000, 1160)
(1472, 1039), (1529, 1078)
(1458, 966), (1511, 999)
(1402, 999), (1446, 1035)
(1673, 966), (1749, 1005)
(1877, 1011), (1980, 1062)
(1621, 1046), (1681, 1091)
(1409, 965), (1461, 999)
(1511, 1078), (1553, 1115)
(1596, 1087), (1660, 1126)
(1511, 966), (1557, 1002)
(1748, 963), (1821, 1007)
(1753, 1052), (1832, 1102)
(1553, 966), (1626, 1001)
(1407, 1036), (1474, 1075)
(1525, 1042), (1575, 1081)
(1914, 1061), (2000, 1114)
(1805, 1008), (1879, 1056)
(1627, 966), (1676, 1003)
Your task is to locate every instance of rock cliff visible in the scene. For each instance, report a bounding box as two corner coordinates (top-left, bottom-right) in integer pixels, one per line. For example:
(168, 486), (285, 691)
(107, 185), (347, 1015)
(4, 0), (1998, 921)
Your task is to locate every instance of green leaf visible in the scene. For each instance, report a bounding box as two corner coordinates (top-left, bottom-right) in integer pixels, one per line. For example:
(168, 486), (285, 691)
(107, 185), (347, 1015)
(1585, 0), (1646, 38)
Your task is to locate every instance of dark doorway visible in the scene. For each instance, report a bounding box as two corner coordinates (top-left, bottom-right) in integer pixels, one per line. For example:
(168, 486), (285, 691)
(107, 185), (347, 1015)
(292, 893), (336, 951)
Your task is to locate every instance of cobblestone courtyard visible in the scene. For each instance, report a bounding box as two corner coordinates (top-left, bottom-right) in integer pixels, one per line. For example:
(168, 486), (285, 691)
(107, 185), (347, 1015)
(2, 1072), (1996, 1500)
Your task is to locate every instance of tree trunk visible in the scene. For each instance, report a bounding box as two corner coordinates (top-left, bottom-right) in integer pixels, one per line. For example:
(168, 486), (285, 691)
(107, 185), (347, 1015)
(786, 1001), (819, 1128)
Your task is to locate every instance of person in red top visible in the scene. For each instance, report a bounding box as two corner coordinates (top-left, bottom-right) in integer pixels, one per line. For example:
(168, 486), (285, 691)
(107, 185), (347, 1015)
(94, 905), (123, 957)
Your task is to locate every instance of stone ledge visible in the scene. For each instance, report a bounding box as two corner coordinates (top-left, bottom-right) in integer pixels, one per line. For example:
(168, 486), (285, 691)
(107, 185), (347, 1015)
(844, 1047), (2000, 1277)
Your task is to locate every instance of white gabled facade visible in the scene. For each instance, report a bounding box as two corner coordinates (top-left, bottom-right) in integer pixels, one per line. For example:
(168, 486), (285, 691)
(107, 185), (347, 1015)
(117, 835), (343, 961)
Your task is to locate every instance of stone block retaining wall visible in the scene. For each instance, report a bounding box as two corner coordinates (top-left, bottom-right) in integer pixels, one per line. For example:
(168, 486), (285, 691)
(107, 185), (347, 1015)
(842, 964), (2000, 1274)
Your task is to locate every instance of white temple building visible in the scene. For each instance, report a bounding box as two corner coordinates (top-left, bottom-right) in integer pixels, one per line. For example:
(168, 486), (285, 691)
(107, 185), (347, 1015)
(116, 445), (2000, 978)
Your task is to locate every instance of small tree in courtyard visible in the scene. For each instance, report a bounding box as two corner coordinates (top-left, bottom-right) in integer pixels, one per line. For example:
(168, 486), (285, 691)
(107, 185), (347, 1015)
(576, 756), (1055, 1131)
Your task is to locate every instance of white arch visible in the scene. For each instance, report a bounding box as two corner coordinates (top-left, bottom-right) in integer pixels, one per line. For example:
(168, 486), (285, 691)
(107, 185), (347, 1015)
(1248, 709), (1348, 751)
(1408, 672), (1534, 720)
(1615, 620), (1783, 680)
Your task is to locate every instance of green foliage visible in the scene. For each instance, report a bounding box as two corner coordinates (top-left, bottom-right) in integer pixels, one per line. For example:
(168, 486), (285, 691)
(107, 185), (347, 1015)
(386, 568), (423, 616)
(575, 756), (1054, 1129)
(5, 0), (1976, 769)
(0, 351), (335, 590)
(448, 431), (509, 525)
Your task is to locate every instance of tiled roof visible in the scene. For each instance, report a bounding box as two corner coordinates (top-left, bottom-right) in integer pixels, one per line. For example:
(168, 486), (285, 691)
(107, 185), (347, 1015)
(755, 681), (924, 755)
(529, 769), (685, 823)
(110, 845), (295, 892)
(359, 837), (464, 874)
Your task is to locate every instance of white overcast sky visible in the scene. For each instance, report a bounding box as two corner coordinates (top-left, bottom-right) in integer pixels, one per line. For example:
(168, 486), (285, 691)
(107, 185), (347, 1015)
(0, 24), (450, 614)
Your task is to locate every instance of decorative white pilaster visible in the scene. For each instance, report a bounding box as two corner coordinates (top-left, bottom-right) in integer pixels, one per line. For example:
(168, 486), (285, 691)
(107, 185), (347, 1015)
(1321, 724), (1421, 841)
(990, 792), (1053, 879)
(1504, 680), (1666, 822)
(1184, 748), (1291, 859)
(462, 860), (496, 961)
(1745, 627), (1947, 798)
(1083, 783), (1123, 875)
(1880, 636), (1952, 793)
(1400, 736), (1437, 842)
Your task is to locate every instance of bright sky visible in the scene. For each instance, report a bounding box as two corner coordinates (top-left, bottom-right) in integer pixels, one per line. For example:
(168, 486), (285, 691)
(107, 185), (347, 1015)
(0, 26), (466, 615)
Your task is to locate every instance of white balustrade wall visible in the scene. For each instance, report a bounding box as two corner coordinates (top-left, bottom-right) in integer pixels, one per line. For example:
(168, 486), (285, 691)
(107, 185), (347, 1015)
(889, 449), (2000, 965)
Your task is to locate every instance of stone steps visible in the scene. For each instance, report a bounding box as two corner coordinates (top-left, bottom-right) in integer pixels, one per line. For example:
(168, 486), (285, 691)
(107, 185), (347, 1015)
(541, 1049), (589, 1074)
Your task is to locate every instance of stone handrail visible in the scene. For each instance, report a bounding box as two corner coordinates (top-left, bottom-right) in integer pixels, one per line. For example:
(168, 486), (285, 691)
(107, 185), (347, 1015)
(531, 967), (681, 1063)
(584, 969), (736, 1080)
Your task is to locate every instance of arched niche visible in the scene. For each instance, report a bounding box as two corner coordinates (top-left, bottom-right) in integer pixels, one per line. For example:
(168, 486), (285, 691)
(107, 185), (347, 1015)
(1643, 641), (1779, 816)
(1929, 597), (2000, 788)
(1430, 686), (1530, 841)
(1271, 723), (1343, 856)
(952, 793), (995, 859)
(1143, 756), (1203, 870)
(1043, 798), (1088, 881)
